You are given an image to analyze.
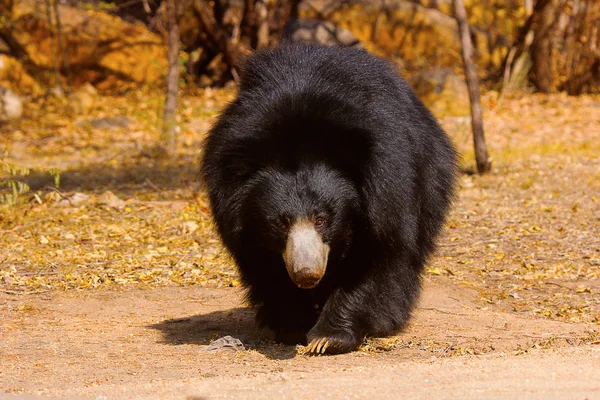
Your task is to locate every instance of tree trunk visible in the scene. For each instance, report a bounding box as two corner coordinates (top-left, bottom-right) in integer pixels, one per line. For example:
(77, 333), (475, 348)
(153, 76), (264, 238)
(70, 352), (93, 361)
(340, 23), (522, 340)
(530, 0), (558, 92)
(44, 0), (63, 94)
(0, 1), (28, 60)
(500, 0), (551, 93)
(452, 0), (491, 174)
(273, 0), (302, 32)
(52, 0), (72, 92)
(255, 0), (269, 49)
(193, 0), (240, 76)
(213, 0), (228, 26)
(528, 0), (600, 94)
(289, 0), (302, 20)
(562, 1), (600, 94)
(161, 0), (180, 156)
(0, 31), (27, 59)
(241, 0), (255, 43)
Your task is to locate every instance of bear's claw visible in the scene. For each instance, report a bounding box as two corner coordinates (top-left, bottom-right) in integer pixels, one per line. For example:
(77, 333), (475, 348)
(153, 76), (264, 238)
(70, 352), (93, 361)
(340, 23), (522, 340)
(305, 337), (331, 355)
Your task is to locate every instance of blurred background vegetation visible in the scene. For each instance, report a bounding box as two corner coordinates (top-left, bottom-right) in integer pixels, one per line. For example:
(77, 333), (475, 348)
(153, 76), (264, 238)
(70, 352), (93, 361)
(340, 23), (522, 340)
(1, 0), (599, 93)
(1, 0), (599, 200)
(1, 0), (598, 173)
(1, 0), (599, 102)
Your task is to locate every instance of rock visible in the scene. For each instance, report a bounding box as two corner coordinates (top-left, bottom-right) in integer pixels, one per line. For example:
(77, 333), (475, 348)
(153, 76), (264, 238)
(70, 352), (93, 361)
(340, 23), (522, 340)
(67, 83), (98, 116)
(0, 55), (39, 93)
(90, 116), (132, 130)
(0, 85), (23, 123)
(408, 69), (470, 118)
(282, 19), (362, 47)
(56, 192), (91, 207)
(200, 336), (246, 352)
(181, 220), (199, 234)
(98, 191), (126, 210)
(9, 0), (167, 87)
(77, 116), (133, 130)
(63, 232), (76, 240)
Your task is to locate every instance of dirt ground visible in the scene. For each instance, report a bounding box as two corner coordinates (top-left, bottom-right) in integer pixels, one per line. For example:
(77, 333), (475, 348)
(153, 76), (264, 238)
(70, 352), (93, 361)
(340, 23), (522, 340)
(1, 280), (599, 399)
(1, 92), (599, 398)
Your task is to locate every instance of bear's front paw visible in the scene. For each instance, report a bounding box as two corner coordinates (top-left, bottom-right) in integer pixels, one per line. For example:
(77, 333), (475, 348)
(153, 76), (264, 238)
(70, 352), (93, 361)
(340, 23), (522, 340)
(302, 330), (360, 355)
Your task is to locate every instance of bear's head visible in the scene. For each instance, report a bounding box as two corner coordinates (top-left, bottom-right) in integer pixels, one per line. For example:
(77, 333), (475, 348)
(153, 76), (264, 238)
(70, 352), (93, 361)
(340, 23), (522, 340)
(243, 163), (359, 289)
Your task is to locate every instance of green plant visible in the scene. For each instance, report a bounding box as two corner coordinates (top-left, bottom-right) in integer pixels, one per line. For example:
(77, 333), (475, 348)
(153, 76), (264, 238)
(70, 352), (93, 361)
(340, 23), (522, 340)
(0, 160), (61, 206)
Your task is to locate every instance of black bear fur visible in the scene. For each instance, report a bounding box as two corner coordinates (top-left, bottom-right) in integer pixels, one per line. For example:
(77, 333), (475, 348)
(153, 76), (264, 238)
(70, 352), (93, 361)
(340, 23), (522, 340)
(201, 44), (458, 354)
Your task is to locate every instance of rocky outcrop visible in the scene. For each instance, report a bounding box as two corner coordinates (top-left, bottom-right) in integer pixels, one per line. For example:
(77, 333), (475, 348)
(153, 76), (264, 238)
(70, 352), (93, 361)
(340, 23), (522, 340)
(331, 1), (491, 71)
(282, 19), (362, 47)
(0, 85), (23, 123)
(0, 55), (39, 93)
(9, 0), (168, 88)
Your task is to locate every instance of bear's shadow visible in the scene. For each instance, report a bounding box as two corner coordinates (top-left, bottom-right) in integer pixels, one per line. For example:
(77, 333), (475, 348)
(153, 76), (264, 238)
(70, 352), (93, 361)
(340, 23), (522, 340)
(148, 307), (298, 360)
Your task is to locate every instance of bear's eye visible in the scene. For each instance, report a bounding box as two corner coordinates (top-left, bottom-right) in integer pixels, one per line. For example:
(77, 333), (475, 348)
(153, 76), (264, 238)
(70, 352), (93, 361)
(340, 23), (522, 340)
(315, 217), (326, 228)
(279, 222), (289, 231)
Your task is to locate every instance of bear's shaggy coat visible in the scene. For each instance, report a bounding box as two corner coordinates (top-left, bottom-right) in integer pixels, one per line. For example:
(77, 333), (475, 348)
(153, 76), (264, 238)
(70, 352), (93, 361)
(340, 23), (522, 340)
(201, 44), (457, 354)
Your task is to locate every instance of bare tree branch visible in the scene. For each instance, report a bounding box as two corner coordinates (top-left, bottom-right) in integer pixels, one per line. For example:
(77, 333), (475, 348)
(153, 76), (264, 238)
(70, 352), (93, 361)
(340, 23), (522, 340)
(161, 0), (180, 156)
(453, 0), (491, 174)
(52, 0), (72, 92)
(44, 0), (63, 93)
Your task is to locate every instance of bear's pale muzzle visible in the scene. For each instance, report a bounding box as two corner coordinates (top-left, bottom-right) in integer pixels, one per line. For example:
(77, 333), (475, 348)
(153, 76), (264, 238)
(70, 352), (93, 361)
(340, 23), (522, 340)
(283, 220), (330, 289)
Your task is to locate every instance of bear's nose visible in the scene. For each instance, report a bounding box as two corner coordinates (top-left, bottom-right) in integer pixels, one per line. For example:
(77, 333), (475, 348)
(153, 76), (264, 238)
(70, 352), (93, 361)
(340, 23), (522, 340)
(295, 268), (322, 289)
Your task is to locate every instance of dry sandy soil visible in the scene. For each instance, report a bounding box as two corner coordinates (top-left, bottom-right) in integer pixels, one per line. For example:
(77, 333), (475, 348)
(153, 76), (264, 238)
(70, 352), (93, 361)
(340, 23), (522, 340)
(1, 92), (599, 399)
(1, 280), (598, 399)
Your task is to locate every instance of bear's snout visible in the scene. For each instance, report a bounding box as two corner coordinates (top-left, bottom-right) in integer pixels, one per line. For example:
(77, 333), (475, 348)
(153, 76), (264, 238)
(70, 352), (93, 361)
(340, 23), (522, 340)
(283, 219), (330, 289)
(295, 268), (323, 289)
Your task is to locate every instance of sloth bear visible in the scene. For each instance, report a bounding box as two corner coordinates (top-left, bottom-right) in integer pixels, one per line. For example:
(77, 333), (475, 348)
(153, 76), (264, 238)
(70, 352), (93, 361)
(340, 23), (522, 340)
(201, 44), (457, 355)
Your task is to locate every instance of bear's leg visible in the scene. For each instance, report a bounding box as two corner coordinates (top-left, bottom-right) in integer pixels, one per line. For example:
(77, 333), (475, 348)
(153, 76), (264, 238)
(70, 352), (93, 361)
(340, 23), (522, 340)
(305, 266), (420, 355)
(304, 289), (364, 354)
(256, 296), (318, 345)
